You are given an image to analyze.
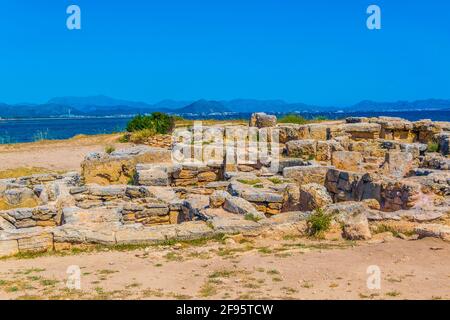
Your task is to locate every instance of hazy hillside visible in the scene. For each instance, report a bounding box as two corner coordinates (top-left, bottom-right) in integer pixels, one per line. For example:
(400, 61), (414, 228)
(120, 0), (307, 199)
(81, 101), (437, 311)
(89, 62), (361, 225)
(175, 100), (230, 114)
(1, 96), (449, 118)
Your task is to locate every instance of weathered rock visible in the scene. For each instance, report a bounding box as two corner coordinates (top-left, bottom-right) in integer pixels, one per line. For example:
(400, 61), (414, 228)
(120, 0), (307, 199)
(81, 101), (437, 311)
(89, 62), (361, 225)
(181, 195), (210, 220)
(323, 202), (373, 240)
(372, 117), (414, 141)
(0, 216), (15, 230)
(413, 119), (441, 143)
(285, 140), (317, 159)
(299, 183), (333, 211)
(209, 190), (231, 208)
(135, 165), (170, 186)
(283, 165), (332, 185)
(436, 132), (450, 155)
(249, 112), (277, 128)
(0, 239), (19, 257)
(420, 153), (450, 170)
(210, 216), (260, 233)
(331, 151), (363, 172)
(316, 140), (344, 162)
(228, 181), (284, 203)
(415, 224), (450, 241)
(17, 232), (53, 252)
(81, 146), (171, 185)
(223, 197), (266, 219)
(382, 151), (415, 178)
(340, 212), (372, 240)
(341, 123), (381, 140)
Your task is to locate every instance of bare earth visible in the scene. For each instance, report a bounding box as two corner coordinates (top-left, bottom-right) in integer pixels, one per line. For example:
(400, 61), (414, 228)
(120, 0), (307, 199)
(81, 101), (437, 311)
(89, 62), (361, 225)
(0, 134), (131, 172)
(0, 236), (449, 300)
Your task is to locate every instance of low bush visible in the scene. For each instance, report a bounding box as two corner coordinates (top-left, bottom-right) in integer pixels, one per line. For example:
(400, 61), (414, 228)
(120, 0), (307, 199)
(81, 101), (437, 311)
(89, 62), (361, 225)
(278, 114), (308, 125)
(307, 208), (332, 237)
(129, 128), (156, 144)
(126, 112), (175, 134)
(427, 140), (439, 153)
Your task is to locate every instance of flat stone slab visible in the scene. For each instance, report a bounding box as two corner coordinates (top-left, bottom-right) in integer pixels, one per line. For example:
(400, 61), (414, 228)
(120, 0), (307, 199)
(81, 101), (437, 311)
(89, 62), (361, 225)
(415, 224), (450, 241)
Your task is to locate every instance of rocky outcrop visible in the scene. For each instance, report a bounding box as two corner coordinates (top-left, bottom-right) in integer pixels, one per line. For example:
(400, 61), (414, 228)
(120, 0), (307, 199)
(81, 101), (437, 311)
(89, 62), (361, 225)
(283, 164), (332, 185)
(299, 183), (332, 211)
(249, 113), (277, 128)
(223, 197), (266, 220)
(285, 140), (317, 159)
(415, 224), (450, 241)
(331, 151), (363, 172)
(81, 146), (171, 185)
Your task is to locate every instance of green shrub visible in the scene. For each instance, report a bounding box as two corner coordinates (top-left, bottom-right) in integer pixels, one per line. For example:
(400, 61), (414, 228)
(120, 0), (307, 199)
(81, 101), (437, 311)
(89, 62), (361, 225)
(126, 115), (153, 132)
(104, 145), (115, 154)
(126, 112), (175, 134)
(129, 128), (156, 144)
(427, 141), (439, 153)
(307, 208), (332, 237)
(278, 114), (308, 124)
(313, 115), (328, 121)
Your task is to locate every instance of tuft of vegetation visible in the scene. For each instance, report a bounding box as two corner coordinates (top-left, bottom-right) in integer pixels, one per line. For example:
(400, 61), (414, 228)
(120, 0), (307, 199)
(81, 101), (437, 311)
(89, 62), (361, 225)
(306, 208), (332, 237)
(128, 128), (156, 144)
(427, 140), (439, 153)
(126, 112), (175, 134)
(268, 177), (284, 184)
(237, 179), (261, 185)
(244, 213), (262, 222)
(278, 114), (308, 125)
(118, 133), (130, 143)
(104, 145), (115, 154)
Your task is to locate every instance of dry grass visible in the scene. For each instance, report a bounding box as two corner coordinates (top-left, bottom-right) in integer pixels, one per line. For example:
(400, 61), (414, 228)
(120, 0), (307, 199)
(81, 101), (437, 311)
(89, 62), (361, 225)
(0, 167), (55, 179)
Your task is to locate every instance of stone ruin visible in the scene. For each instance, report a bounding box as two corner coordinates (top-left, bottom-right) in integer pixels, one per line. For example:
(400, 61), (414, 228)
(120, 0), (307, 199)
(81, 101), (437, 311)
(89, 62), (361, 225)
(1, 115), (450, 257)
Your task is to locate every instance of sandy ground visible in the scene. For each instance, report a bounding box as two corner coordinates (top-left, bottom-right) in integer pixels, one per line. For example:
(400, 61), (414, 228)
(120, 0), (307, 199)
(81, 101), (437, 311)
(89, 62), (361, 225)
(0, 236), (449, 300)
(0, 134), (132, 172)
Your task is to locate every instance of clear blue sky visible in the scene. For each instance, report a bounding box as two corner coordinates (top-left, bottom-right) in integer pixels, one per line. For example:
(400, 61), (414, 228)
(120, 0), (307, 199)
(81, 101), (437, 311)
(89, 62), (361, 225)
(0, 0), (449, 106)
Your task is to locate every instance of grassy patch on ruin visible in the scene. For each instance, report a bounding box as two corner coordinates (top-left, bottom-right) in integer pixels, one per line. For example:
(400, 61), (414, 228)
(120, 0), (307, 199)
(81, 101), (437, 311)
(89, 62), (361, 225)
(267, 177), (284, 184)
(427, 140), (439, 153)
(306, 208), (333, 238)
(244, 213), (262, 222)
(237, 178), (261, 185)
(372, 223), (416, 237)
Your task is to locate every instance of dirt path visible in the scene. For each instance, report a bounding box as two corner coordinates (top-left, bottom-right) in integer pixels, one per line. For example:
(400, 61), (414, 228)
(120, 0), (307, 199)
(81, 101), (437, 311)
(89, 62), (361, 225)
(0, 134), (132, 173)
(0, 237), (448, 300)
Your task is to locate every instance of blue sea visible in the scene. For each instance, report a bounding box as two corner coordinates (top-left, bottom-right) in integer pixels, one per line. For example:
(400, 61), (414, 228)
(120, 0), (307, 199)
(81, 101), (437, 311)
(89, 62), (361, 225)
(1, 110), (449, 144)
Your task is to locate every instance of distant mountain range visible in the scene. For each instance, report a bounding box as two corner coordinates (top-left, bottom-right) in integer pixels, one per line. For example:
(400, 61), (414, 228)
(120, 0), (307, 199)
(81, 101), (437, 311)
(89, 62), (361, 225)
(1, 95), (449, 119)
